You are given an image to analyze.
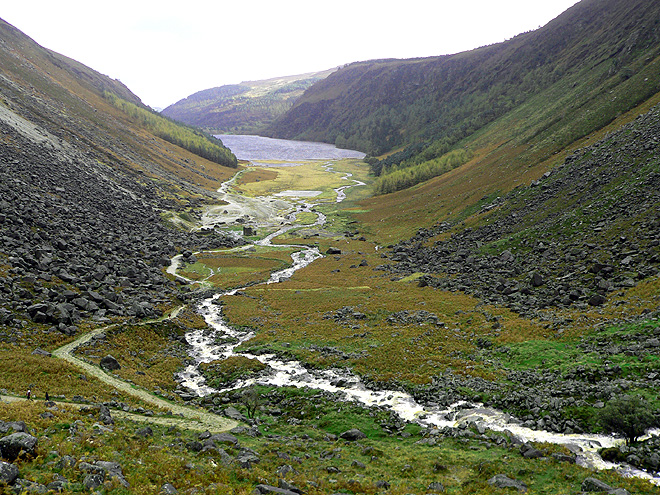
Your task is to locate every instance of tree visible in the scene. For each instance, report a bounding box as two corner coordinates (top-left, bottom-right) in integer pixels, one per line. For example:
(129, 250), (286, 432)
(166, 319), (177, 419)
(599, 395), (655, 445)
(241, 387), (260, 419)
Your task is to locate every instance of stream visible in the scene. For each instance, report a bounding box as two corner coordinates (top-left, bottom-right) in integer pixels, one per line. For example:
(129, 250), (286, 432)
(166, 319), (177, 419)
(173, 161), (660, 486)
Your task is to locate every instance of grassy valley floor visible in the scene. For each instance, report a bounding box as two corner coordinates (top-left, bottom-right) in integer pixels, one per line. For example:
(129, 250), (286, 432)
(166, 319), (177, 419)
(2, 158), (659, 494)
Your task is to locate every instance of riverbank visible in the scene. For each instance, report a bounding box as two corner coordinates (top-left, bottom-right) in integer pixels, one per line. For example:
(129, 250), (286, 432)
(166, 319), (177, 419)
(166, 165), (660, 490)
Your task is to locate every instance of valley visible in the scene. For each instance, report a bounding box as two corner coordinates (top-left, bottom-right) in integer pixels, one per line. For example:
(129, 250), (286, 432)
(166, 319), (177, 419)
(2, 2), (660, 493)
(2, 139), (657, 493)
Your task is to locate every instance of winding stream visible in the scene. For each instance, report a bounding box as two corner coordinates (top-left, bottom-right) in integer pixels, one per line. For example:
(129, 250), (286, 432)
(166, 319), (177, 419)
(173, 162), (660, 486)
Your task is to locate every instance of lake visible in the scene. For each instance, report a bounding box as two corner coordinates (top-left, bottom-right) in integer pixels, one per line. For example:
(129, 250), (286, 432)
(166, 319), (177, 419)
(214, 134), (365, 162)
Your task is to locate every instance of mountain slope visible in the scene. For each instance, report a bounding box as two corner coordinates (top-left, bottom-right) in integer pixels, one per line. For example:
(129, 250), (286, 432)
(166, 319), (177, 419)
(162, 69), (336, 134)
(385, 102), (660, 317)
(266, 0), (660, 175)
(0, 18), (236, 183)
(0, 18), (242, 330)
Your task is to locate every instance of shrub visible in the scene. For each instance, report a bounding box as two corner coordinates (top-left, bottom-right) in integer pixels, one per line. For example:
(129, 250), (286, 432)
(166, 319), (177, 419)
(599, 395), (655, 445)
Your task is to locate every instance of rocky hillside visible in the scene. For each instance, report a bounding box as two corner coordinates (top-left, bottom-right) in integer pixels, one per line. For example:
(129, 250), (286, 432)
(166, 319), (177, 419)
(0, 18), (243, 335)
(162, 69), (336, 135)
(385, 103), (660, 318)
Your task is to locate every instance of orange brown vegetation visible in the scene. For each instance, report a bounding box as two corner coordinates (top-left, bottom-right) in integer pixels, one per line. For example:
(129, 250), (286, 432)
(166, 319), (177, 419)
(0, 346), (139, 404)
(221, 239), (543, 384)
(74, 322), (186, 394)
(237, 169), (279, 185)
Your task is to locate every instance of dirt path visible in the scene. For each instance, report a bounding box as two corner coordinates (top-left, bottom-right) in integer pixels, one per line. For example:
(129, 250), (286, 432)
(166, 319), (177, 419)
(46, 308), (238, 433)
(0, 394), (232, 433)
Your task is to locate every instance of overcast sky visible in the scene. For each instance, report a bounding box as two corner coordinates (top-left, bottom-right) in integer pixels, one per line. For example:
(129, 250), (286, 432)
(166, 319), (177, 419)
(3, 0), (580, 109)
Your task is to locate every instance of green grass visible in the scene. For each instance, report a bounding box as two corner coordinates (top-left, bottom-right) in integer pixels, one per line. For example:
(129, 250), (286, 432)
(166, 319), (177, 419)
(4, 384), (656, 495)
(495, 320), (660, 373)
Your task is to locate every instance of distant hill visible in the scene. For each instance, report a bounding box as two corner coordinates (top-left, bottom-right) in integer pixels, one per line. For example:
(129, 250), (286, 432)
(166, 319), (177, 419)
(265, 0), (660, 192)
(161, 69), (336, 134)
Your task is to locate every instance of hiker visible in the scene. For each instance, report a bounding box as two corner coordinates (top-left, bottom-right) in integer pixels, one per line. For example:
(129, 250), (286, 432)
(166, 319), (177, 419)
(44, 391), (49, 402)
(27, 389), (32, 400)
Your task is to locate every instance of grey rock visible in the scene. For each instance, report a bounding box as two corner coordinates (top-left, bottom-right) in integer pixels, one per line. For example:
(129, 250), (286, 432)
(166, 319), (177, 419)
(95, 461), (129, 488)
(46, 478), (69, 492)
(30, 348), (51, 357)
(488, 474), (528, 493)
(225, 406), (247, 422)
(0, 421), (26, 435)
(551, 453), (576, 463)
(99, 404), (114, 425)
(78, 462), (105, 476)
(0, 460), (19, 485)
(57, 455), (76, 469)
(428, 481), (445, 492)
(208, 432), (239, 447)
(339, 429), (367, 441)
(520, 443), (544, 459)
(99, 355), (121, 371)
(581, 477), (614, 492)
(275, 464), (296, 477)
(254, 484), (298, 495)
(236, 449), (260, 469)
(10, 478), (48, 493)
(83, 473), (104, 490)
(135, 426), (153, 438)
(161, 483), (178, 494)
(0, 432), (38, 461)
(278, 479), (303, 494)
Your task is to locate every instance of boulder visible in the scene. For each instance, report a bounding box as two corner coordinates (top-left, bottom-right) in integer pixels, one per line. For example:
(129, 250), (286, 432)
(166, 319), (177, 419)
(161, 483), (178, 494)
(488, 474), (528, 493)
(0, 421), (26, 435)
(83, 473), (104, 490)
(428, 481), (445, 492)
(278, 479), (303, 495)
(0, 432), (38, 461)
(520, 443), (544, 459)
(31, 348), (52, 357)
(99, 355), (121, 371)
(339, 429), (366, 441)
(236, 449), (260, 469)
(208, 432), (239, 447)
(275, 464), (296, 477)
(224, 406), (247, 422)
(46, 477), (69, 492)
(57, 455), (76, 469)
(530, 272), (544, 287)
(253, 484), (298, 495)
(581, 477), (615, 492)
(135, 426), (153, 438)
(11, 478), (48, 493)
(99, 404), (114, 425)
(95, 460), (129, 487)
(0, 460), (19, 485)
(551, 452), (576, 463)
